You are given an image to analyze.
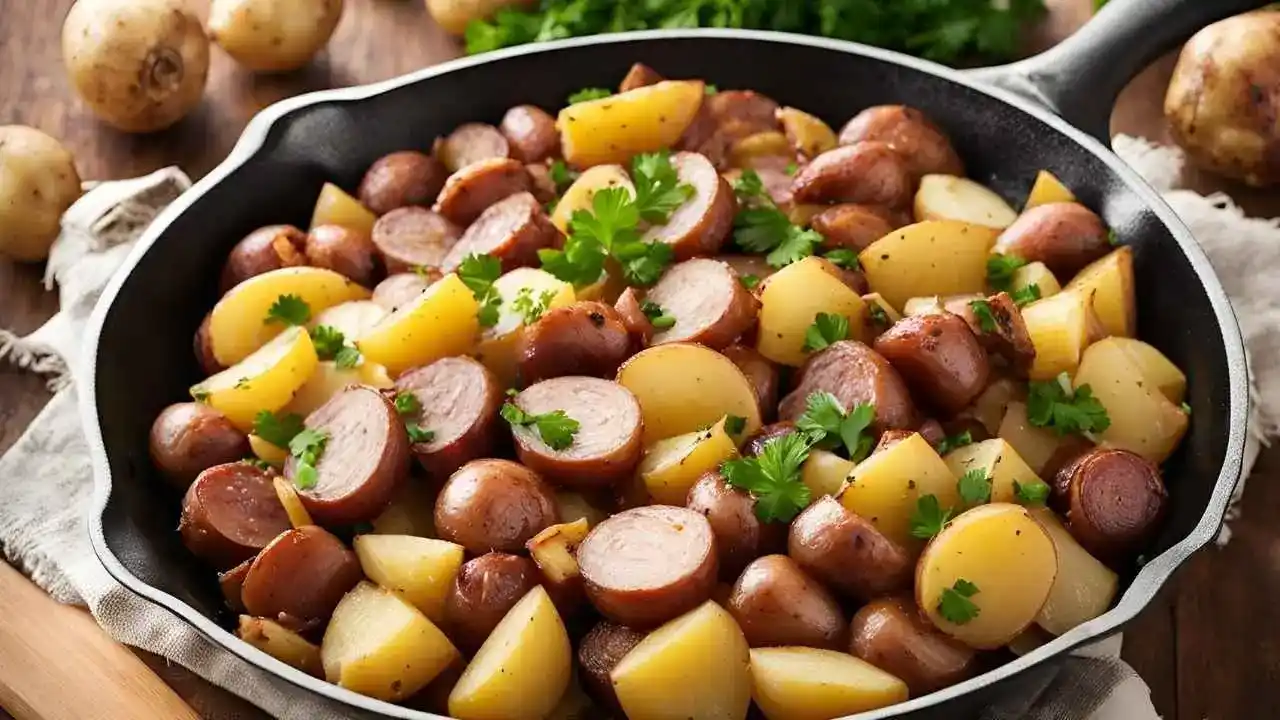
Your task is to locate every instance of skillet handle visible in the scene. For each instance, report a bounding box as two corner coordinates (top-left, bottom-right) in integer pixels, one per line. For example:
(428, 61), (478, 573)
(967, 0), (1274, 142)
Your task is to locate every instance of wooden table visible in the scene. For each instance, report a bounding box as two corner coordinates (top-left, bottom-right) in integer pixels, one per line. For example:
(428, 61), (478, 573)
(3, 0), (1279, 718)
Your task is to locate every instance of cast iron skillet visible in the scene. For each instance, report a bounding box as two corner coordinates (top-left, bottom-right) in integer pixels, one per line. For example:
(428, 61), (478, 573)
(82, 0), (1259, 717)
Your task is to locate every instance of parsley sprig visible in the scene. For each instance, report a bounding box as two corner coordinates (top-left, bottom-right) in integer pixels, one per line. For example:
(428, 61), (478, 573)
(934, 430), (973, 456)
(252, 410), (305, 448)
(393, 391), (435, 444)
(938, 579), (981, 625)
(289, 428), (328, 490)
(309, 325), (362, 369)
(567, 87), (612, 104)
(824, 248), (860, 270)
(265, 294), (310, 326)
(457, 254), (503, 327)
(969, 299), (998, 333)
(1011, 283), (1041, 307)
(1027, 372), (1111, 436)
(731, 170), (824, 268)
(720, 432), (813, 523)
(549, 160), (579, 194)
(512, 287), (557, 325)
(795, 391), (875, 462)
(957, 469), (992, 505)
(986, 254), (1027, 292)
(501, 392), (580, 450)
(1013, 479), (1050, 505)
(802, 312), (850, 352)
(910, 494), (953, 539)
(640, 300), (677, 330)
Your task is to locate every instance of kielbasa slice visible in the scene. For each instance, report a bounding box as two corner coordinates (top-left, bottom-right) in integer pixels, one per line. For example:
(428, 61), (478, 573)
(286, 386), (410, 526)
(993, 202), (1110, 279)
(150, 402), (249, 489)
(873, 313), (991, 415)
(708, 90), (782, 141)
(525, 162), (557, 204)
(240, 525), (362, 634)
(686, 472), (786, 580)
(443, 552), (539, 654)
(618, 62), (664, 92)
(394, 357), (504, 480)
(357, 151), (447, 216)
(220, 224), (308, 293)
(778, 341), (918, 434)
(811, 203), (897, 252)
(838, 105), (965, 181)
(434, 459), (559, 554)
(370, 207), (460, 275)
(727, 554), (845, 650)
(742, 422), (797, 458)
(721, 344), (779, 422)
(787, 496), (912, 602)
(305, 225), (381, 287)
(219, 557), (254, 612)
(643, 259), (759, 349)
(642, 152), (736, 260)
(579, 621), (647, 715)
(436, 122), (510, 173)
(500, 105), (559, 164)
(613, 287), (654, 348)
(179, 462), (292, 568)
(508, 377), (644, 490)
(516, 301), (633, 383)
(578, 505), (718, 628)
(849, 596), (976, 696)
(945, 292), (1036, 376)
(791, 141), (913, 209)
(1053, 447), (1168, 561)
(372, 272), (433, 312)
(440, 191), (560, 273)
(433, 157), (532, 226)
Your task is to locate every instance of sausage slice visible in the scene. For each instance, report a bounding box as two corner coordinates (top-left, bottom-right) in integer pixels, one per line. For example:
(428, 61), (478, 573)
(1053, 447), (1168, 561)
(641, 152), (736, 260)
(220, 225), (307, 292)
(437, 122), (510, 173)
(778, 341), (918, 434)
(945, 292), (1036, 376)
(508, 377), (644, 490)
(613, 287), (654, 348)
(686, 472), (785, 579)
(433, 157), (532, 226)
(240, 525), (362, 633)
(849, 596), (976, 696)
(150, 402), (249, 489)
(727, 554), (845, 650)
(372, 272), (433, 312)
(179, 462), (292, 568)
(811, 203), (897, 252)
(304, 225), (380, 287)
(371, 207), (460, 275)
(838, 105), (965, 180)
(873, 313), (991, 415)
(517, 301), (633, 383)
(787, 496), (912, 602)
(619, 62), (664, 92)
(579, 621), (647, 715)
(394, 357), (504, 480)
(219, 557), (254, 612)
(791, 141), (913, 209)
(443, 552), (538, 654)
(643, 259), (759, 349)
(993, 202), (1110, 279)
(742, 422), (797, 458)
(286, 386), (410, 526)
(578, 505), (718, 628)
(440, 191), (560, 273)
(434, 459), (559, 554)
(500, 105), (559, 164)
(358, 151), (447, 216)
(707, 90), (782, 141)
(721, 345), (779, 422)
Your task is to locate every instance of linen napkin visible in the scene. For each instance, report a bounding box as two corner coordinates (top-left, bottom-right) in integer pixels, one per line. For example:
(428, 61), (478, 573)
(3, 135), (1274, 718)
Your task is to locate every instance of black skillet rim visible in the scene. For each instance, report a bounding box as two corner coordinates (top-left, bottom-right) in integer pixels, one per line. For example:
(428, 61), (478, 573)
(79, 28), (1250, 720)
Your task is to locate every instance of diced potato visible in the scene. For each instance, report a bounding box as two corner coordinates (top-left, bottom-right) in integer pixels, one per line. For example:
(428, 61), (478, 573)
(191, 327), (318, 431)
(997, 401), (1070, 475)
(285, 360), (393, 417)
(207, 266), (371, 367)
(475, 268), (576, 386)
(800, 449), (854, 499)
(841, 433), (958, 550)
(527, 518), (589, 584)
(611, 601), (751, 720)
(964, 378), (1023, 436)
(554, 491), (606, 528)
(1030, 508), (1118, 636)
(1010, 261), (1062, 300)
(1024, 170), (1076, 210)
(272, 476), (314, 528)
(354, 535), (465, 623)
(1007, 626), (1053, 657)
(778, 107), (838, 159)
(371, 478), (438, 537)
(1073, 338), (1189, 463)
(237, 616), (322, 677)
(357, 273), (480, 375)
(728, 131), (791, 169)
(902, 296), (944, 316)
(449, 586), (572, 720)
(322, 581), (460, 701)
(1109, 337), (1186, 404)
(944, 439), (1044, 505)
(914, 175), (1019, 229)
(860, 221), (999, 311)
(1064, 247), (1135, 338)
(249, 434), (288, 467)
(551, 164), (635, 234)
(756, 256), (866, 367)
(637, 416), (739, 505)
(1021, 290), (1093, 380)
(559, 81), (705, 168)
(917, 503), (1058, 649)
(311, 182), (377, 235)
(749, 647), (908, 720)
(617, 343), (763, 445)
(309, 300), (388, 341)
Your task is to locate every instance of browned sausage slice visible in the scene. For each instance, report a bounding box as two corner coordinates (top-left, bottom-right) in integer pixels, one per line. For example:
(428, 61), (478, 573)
(791, 142), (913, 209)
(721, 344), (779, 422)
(642, 152), (736, 260)
(371, 207), (460, 275)
(240, 525), (362, 633)
(811, 203), (897, 252)
(220, 225), (307, 292)
(443, 552), (538, 654)
(579, 621), (647, 715)
(508, 377), (643, 490)
(578, 505), (718, 628)
(708, 90), (782, 141)
(727, 554), (845, 650)
(219, 557), (254, 612)
(437, 122), (510, 173)
(500, 105), (559, 164)
(358, 151), (447, 216)
(179, 462), (292, 568)
(849, 596), (976, 695)
(778, 341), (918, 434)
(434, 459), (559, 554)
(873, 313), (991, 415)
(787, 496), (912, 602)
(516, 301), (633, 383)
(305, 225), (380, 287)
(993, 202), (1109, 279)
(945, 292), (1036, 376)
(613, 287), (654, 348)
(440, 191), (560, 273)
(394, 357), (503, 480)
(525, 162), (557, 204)
(1053, 447), (1168, 561)
(618, 62), (664, 92)
(643, 259), (759, 349)
(433, 157), (532, 226)
(742, 422), (797, 458)
(686, 471), (786, 580)
(838, 105), (964, 180)
(150, 402), (249, 489)
(372, 272), (433, 311)
(286, 386), (410, 526)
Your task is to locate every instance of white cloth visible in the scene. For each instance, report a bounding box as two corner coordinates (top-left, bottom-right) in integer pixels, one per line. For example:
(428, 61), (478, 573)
(4, 136), (1274, 718)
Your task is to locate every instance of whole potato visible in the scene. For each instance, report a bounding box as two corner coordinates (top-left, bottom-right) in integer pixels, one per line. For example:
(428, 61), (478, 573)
(62, 0), (209, 133)
(1165, 11), (1280, 187)
(209, 0), (345, 73)
(0, 127), (81, 262)
(426, 0), (537, 36)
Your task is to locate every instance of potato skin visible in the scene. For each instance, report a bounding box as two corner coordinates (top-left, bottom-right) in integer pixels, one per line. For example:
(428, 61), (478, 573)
(240, 525), (363, 633)
(193, 312), (224, 376)
(1052, 448), (1168, 561)
(516, 301), (633, 383)
(811, 203), (897, 253)
(686, 472), (786, 580)
(149, 403), (250, 489)
(443, 552), (538, 655)
(792, 142), (913, 209)
(994, 202), (1109, 279)
(220, 225), (308, 292)
(358, 151), (447, 216)
(727, 554), (845, 650)
(838, 105), (964, 180)
(849, 596), (976, 696)
(873, 313), (990, 415)
(208, 0), (343, 72)
(434, 459), (559, 554)
(787, 496), (912, 602)
(0, 126), (81, 262)
(305, 225), (380, 287)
